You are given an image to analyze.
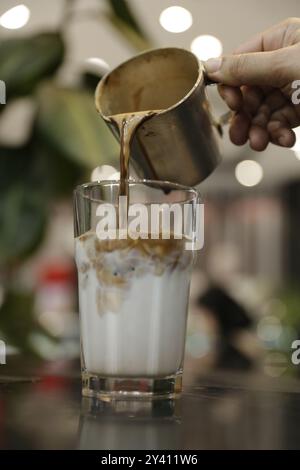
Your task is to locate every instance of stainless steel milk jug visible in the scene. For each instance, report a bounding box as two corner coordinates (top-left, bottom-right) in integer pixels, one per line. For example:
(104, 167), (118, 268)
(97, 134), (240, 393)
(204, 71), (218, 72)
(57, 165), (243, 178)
(96, 47), (227, 186)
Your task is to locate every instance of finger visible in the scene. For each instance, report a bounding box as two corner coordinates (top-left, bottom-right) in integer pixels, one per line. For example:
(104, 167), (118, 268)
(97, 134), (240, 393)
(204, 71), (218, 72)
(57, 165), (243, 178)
(271, 105), (300, 128)
(252, 104), (270, 127)
(249, 125), (269, 151)
(268, 121), (296, 147)
(240, 85), (265, 116)
(234, 33), (264, 54)
(218, 85), (243, 110)
(229, 111), (251, 146)
(251, 91), (296, 130)
(263, 89), (289, 112)
(204, 50), (285, 87)
(233, 18), (300, 54)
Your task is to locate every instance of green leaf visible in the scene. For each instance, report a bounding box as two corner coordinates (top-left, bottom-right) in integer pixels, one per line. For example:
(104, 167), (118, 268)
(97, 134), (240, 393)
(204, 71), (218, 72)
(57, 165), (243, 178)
(0, 144), (30, 192)
(107, 0), (145, 36)
(30, 134), (87, 197)
(0, 290), (50, 357)
(105, 14), (152, 51)
(0, 144), (47, 265)
(0, 134), (85, 265)
(0, 32), (65, 100)
(0, 183), (47, 265)
(104, 0), (152, 51)
(36, 84), (119, 169)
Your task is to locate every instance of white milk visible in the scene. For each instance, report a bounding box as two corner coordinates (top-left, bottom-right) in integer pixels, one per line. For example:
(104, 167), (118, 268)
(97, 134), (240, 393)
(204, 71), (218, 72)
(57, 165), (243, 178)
(75, 232), (193, 377)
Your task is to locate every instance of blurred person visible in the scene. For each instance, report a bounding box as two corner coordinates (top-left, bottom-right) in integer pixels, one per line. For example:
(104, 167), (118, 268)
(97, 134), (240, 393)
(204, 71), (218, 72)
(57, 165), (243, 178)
(204, 17), (300, 151)
(198, 285), (260, 370)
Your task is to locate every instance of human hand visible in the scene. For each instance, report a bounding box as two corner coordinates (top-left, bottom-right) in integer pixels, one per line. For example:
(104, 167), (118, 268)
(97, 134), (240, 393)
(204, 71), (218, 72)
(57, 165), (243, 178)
(204, 18), (300, 151)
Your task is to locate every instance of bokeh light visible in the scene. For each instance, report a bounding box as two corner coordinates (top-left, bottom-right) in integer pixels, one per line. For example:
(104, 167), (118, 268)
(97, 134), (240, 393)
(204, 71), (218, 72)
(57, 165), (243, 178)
(191, 35), (223, 61)
(159, 6), (193, 33)
(0, 4), (30, 29)
(235, 160), (263, 187)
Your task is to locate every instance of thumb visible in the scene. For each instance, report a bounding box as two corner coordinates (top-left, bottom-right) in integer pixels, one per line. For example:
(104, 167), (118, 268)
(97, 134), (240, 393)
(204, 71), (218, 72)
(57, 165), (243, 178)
(204, 51), (285, 87)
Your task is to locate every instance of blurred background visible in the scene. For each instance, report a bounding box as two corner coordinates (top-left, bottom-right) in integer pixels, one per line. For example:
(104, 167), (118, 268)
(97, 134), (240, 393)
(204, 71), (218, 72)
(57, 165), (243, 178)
(0, 0), (300, 382)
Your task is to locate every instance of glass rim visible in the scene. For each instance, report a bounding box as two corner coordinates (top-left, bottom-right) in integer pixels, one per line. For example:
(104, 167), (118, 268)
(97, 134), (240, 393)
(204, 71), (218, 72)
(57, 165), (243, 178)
(74, 179), (200, 204)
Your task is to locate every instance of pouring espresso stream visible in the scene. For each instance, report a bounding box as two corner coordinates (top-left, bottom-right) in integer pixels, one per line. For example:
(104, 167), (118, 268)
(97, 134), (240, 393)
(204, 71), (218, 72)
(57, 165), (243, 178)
(108, 111), (162, 198)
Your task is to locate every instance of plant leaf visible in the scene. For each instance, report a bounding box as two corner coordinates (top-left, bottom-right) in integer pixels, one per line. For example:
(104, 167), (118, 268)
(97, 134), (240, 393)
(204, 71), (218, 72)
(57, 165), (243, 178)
(30, 133), (87, 197)
(104, 0), (152, 51)
(0, 32), (65, 100)
(0, 184), (47, 265)
(0, 290), (51, 357)
(105, 14), (152, 51)
(36, 84), (119, 169)
(106, 0), (145, 36)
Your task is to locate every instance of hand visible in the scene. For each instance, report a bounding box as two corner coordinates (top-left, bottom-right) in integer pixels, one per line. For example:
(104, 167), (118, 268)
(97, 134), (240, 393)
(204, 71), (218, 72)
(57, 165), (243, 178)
(204, 18), (300, 151)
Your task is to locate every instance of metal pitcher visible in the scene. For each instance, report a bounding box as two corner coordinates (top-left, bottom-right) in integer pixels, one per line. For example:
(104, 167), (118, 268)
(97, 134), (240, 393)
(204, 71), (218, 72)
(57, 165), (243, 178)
(96, 47), (227, 187)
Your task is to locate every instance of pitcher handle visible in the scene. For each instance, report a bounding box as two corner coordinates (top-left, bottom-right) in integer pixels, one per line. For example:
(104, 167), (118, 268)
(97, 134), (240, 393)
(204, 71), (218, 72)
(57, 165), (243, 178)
(203, 69), (233, 136)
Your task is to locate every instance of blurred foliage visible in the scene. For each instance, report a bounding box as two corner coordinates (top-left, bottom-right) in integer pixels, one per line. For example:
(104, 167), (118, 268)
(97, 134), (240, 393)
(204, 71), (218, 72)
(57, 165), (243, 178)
(0, 0), (151, 356)
(278, 287), (300, 329)
(261, 287), (300, 378)
(0, 32), (64, 101)
(0, 290), (54, 356)
(105, 0), (152, 51)
(108, 0), (145, 36)
(0, 184), (46, 265)
(36, 84), (119, 168)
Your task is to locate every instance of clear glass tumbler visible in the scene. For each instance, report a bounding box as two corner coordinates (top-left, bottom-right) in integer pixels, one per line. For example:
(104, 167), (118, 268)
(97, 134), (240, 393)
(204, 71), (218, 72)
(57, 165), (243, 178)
(74, 180), (200, 400)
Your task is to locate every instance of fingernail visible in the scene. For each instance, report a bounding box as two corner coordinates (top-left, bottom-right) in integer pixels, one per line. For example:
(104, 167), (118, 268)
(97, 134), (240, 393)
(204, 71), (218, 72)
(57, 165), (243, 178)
(204, 57), (222, 74)
(278, 136), (289, 147)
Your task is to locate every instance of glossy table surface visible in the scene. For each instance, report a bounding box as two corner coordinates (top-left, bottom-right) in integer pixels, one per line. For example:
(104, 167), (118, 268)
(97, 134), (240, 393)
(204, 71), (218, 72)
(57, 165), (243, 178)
(1, 360), (300, 450)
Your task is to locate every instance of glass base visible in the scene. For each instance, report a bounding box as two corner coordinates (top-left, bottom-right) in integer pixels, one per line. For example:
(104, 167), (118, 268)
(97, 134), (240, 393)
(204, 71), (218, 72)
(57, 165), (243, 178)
(81, 372), (182, 401)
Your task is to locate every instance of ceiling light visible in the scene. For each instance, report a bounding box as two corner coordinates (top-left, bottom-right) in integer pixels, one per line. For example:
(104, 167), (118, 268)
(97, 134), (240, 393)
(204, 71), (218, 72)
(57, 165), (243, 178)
(159, 6), (193, 33)
(191, 34), (223, 61)
(235, 160), (263, 187)
(0, 4), (30, 30)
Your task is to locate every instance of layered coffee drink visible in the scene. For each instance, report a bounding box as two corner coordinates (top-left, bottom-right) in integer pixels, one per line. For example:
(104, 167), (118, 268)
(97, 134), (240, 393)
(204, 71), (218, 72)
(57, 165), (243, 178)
(74, 73), (198, 399)
(75, 232), (193, 377)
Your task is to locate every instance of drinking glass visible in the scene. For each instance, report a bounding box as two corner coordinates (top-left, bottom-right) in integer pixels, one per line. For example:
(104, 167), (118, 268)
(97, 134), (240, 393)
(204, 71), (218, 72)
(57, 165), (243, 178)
(74, 180), (201, 400)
